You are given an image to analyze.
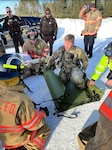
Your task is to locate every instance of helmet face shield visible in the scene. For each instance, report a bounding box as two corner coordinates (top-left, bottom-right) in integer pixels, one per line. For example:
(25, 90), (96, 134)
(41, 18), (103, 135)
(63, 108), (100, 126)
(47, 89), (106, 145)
(105, 50), (112, 57)
(0, 54), (24, 80)
(104, 42), (112, 57)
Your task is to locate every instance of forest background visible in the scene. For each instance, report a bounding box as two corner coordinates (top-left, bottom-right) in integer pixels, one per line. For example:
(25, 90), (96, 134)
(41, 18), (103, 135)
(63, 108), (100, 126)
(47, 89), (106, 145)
(1, 0), (112, 18)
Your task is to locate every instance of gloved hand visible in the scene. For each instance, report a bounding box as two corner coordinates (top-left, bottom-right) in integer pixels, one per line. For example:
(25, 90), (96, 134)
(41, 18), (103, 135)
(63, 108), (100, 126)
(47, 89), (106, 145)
(43, 65), (50, 73)
(1, 35), (7, 45)
(3, 37), (7, 45)
(40, 107), (49, 116)
(94, 33), (97, 38)
(40, 56), (46, 62)
(53, 35), (57, 41)
(81, 30), (85, 36)
(40, 33), (44, 40)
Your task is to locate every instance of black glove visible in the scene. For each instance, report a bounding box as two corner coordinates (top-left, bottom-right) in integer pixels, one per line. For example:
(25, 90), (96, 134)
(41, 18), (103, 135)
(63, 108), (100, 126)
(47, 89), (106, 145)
(43, 65), (50, 73)
(3, 37), (7, 45)
(107, 71), (112, 79)
(40, 107), (49, 116)
(1, 34), (7, 45)
(53, 35), (56, 41)
(94, 33), (97, 38)
(40, 33), (44, 40)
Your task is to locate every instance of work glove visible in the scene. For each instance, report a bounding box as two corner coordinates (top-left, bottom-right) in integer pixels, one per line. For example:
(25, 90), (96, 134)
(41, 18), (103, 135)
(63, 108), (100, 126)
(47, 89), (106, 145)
(40, 107), (49, 116)
(53, 35), (57, 41)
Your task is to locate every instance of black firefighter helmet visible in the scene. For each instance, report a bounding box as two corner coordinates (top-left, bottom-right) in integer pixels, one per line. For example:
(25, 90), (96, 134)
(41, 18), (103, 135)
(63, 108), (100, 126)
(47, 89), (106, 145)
(0, 53), (24, 80)
(104, 42), (112, 57)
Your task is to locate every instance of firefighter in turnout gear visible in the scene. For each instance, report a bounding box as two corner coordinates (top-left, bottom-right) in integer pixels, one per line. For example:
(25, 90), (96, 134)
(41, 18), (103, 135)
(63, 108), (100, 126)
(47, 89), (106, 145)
(40, 7), (58, 56)
(46, 34), (88, 89)
(0, 54), (50, 150)
(85, 90), (112, 150)
(87, 41), (112, 89)
(79, 1), (102, 58)
(22, 28), (50, 75)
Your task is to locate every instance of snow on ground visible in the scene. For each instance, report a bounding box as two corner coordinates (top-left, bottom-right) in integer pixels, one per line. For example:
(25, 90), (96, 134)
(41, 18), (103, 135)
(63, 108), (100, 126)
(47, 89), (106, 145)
(1, 18), (112, 150)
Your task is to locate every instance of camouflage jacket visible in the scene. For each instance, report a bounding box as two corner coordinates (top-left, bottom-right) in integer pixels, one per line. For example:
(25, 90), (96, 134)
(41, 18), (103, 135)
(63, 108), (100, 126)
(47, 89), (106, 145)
(3, 15), (23, 33)
(47, 45), (88, 71)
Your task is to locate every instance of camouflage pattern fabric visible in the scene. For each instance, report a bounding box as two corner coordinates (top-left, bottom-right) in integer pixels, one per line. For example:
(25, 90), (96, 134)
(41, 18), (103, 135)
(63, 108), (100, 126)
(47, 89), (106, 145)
(47, 46), (88, 88)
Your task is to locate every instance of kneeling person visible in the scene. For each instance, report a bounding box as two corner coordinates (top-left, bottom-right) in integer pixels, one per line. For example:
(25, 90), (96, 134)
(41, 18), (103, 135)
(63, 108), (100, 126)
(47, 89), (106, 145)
(0, 54), (50, 150)
(22, 28), (49, 75)
(87, 42), (112, 89)
(46, 34), (88, 89)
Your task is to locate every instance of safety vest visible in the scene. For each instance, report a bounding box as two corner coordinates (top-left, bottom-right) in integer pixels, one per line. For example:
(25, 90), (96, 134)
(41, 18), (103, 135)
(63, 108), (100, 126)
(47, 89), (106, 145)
(99, 90), (112, 121)
(92, 55), (112, 81)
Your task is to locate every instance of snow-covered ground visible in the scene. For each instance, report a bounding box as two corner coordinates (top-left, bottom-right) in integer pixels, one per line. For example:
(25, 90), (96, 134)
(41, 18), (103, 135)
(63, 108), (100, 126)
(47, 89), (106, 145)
(1, 17), (112, 150)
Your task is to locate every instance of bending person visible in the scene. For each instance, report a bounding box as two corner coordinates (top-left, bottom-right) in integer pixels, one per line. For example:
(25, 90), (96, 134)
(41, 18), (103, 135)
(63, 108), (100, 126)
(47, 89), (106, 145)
(0, 54), (50, 150)
(22, 28), (49, 75)
(87, 42), (112, 89)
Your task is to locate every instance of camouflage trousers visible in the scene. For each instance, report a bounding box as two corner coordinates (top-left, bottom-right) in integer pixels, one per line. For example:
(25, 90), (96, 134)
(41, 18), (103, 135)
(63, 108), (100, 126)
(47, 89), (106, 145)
(59, 70), (87, 89)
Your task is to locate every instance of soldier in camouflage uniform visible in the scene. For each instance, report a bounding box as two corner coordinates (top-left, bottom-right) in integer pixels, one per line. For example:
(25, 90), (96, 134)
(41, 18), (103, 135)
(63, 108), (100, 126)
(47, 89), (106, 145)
(46, 34), (88, 89)
(22, 28), (49, 75)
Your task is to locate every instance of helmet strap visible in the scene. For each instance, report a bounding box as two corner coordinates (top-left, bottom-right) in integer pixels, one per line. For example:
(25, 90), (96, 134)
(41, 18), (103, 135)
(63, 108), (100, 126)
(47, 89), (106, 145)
(20, 78), (33, 93)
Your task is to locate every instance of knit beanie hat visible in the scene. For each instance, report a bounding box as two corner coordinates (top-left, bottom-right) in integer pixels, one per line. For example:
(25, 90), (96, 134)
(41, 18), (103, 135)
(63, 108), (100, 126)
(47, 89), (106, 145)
(45, 7), (51, 14)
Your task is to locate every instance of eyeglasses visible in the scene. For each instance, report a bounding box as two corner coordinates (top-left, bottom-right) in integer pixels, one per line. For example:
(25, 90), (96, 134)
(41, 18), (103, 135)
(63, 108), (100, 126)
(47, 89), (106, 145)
(6, 11), (11, 13)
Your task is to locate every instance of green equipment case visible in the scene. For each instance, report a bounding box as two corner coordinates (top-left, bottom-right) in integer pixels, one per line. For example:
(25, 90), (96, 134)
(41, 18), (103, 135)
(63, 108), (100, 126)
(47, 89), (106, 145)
(44, 70), (104, 112)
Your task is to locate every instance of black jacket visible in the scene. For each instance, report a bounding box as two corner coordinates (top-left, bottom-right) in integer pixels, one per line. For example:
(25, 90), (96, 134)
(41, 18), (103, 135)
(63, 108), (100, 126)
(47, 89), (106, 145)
(3, 15), (23, 33)
(40, 15), (58, 36)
